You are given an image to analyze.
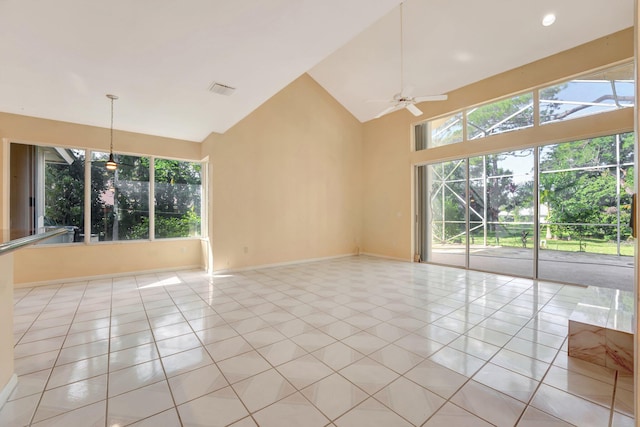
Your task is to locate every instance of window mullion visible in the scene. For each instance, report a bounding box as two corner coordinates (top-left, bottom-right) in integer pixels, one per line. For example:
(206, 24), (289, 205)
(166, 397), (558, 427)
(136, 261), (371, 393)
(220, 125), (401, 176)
(149, 156), (155, 241)
(534, 88), (540, 127)
(84, 149), (92, 244)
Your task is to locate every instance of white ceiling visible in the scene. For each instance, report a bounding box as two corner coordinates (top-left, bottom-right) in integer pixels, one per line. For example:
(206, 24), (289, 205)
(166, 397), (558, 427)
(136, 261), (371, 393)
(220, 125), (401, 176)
(0, 0), (634, 142)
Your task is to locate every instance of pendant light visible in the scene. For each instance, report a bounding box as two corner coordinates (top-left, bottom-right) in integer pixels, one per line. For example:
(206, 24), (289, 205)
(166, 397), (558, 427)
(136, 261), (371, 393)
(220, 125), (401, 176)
(105, 94), (118, 171)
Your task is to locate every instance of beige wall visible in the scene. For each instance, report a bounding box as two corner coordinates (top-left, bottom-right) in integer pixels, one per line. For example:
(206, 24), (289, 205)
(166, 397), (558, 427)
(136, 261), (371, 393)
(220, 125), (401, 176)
(0, 28), (634, 280)
(13, 239), (202, 285)
(362, 113), (414, 260)
(0, 112), (201, 160)
(0, 253), (14, 397)
(361, 28), (634, 260)
(0, 113), (205, 284)
(2, 73), (365, 283)
(202, 74), (363, 271)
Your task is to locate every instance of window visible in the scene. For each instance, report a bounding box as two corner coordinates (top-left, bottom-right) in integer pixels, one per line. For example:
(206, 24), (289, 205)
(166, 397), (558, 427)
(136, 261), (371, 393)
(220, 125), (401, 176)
(415, 61), (635, 151)
(91, 152), (150, 241)
(42, 148), (86, 243)
(10, 142), (204, 244)
(540, 62), (634, 124)
(467, 93), (534, 140)
(9, 143), (85, 243)
(154, 159), (202, 238)
(415, 112), (463, 149)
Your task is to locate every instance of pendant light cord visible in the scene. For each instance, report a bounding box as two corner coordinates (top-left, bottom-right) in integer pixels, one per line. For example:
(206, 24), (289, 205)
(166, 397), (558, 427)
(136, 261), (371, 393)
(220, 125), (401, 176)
(110, 96), (114, 153)
(105, 94), (118, 170)
(400, 2), (404, 94)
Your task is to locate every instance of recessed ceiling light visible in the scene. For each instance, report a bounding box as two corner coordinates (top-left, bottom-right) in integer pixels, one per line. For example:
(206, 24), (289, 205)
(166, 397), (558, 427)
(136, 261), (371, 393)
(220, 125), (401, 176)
(542, 13), (556, 27)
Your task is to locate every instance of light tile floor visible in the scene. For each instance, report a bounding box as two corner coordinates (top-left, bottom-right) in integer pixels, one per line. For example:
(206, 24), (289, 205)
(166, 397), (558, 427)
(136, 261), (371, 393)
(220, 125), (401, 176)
(1, 256), (635, 426)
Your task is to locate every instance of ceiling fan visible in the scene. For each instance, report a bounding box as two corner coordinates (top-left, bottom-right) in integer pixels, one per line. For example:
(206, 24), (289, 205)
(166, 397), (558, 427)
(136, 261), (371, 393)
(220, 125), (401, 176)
(374, 2), (447, 119)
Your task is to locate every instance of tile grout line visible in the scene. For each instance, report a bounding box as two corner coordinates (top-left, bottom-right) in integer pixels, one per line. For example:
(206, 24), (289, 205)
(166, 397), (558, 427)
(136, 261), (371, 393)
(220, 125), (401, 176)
(134, 273), (186, 427)
(190, 270), (348, 423)
(26, 281), (90, 426)
(608, 370), (619, 427)
(205, 270), (556, 427)
(361, 281), (512, 426)
(418, 278), (567, 426)
(6, 261), (630, 427)
(185, 271), (337, 425)
(13, 286), (60, 351)
(185, 270), (414, 425)
(513, 334), (567, 426)
(104, 277), (114, 427)
(152, 270), (286, 424)
(174, 273), (254, 425)
(482, 281), (577, 425)
(180, 273), (266, 426)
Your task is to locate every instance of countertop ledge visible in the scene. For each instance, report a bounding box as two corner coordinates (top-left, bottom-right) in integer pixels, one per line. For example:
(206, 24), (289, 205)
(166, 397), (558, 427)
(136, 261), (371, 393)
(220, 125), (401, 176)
(0, 229), (68, 256)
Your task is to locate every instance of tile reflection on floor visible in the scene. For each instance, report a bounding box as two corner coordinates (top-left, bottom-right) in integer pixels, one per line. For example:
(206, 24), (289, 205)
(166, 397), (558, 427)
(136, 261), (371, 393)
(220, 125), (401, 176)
(2, 256), (635, 426)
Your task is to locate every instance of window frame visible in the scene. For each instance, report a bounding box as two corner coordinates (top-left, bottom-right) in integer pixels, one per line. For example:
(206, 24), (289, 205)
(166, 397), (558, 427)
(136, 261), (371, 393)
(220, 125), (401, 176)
(415, 60), (635, 152)
(7, 141), (206, 245)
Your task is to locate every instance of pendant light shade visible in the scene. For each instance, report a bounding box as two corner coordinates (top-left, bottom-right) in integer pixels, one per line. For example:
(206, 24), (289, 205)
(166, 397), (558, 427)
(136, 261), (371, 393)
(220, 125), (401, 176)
(106, 94), (118, 171)
(106, 152), (117, 170)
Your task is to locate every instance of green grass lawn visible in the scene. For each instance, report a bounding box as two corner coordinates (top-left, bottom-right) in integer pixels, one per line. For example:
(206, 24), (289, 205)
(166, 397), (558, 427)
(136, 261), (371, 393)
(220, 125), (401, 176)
(479, 235), (634, 256)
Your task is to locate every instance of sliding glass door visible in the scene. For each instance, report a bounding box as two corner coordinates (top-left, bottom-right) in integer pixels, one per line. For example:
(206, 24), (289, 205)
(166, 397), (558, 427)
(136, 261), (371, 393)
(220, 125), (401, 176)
(423, 160), (467, 267)
(417, 133), (634, 289)
(537, 134), (634, 286)
(468, 150), (534, 277)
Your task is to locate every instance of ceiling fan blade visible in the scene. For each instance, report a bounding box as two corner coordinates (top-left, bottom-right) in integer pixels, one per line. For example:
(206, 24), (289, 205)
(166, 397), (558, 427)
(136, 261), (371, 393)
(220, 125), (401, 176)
(375, 104), (403, 119)
(414, 94), (448, 102)
(406, 103), (423, 117)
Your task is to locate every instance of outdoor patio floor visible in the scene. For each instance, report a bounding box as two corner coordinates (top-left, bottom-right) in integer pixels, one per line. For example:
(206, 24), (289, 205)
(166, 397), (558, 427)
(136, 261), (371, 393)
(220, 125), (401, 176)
(429, 246), (634, 291)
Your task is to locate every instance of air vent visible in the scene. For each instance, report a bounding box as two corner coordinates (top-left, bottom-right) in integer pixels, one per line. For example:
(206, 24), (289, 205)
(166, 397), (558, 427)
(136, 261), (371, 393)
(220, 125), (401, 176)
(208, 82), (236, 96)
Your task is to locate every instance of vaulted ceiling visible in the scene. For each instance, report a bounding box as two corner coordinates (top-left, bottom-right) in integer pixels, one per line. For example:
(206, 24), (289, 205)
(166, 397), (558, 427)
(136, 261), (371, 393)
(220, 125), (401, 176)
(0, 0), (634, 142)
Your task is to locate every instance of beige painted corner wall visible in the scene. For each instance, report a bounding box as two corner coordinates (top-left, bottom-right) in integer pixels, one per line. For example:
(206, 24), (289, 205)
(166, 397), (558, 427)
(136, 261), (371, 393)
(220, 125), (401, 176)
(361, 114), (414, 260)
(202, 74), (363, 271)
(361, 28), (634, 261)
(0, 253), (14, 397)
(0, 113), (205, 284)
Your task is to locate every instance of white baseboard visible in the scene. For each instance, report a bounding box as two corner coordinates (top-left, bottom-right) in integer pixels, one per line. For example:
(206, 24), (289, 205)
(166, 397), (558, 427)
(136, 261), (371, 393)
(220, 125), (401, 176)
(213, 253), (357, 274)
(14, 264), (203, 289)
(359, 252), (412, 262)
(0, 374), (17, 410)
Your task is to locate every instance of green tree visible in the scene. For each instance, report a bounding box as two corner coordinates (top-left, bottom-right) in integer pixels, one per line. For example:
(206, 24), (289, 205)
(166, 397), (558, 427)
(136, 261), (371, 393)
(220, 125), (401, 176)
(44, 153), (85, 229)
(45, 150), (109, 241)
(154, 159), (201, 238)
(467, 93), (534, 139)
(89, 154), (202, 241)
(539, 134), (633, 242)
(430, 160), (466, 243)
